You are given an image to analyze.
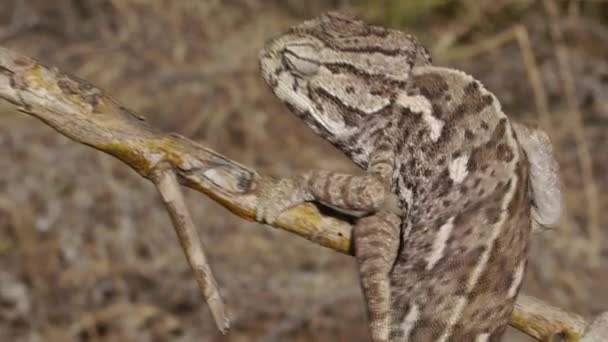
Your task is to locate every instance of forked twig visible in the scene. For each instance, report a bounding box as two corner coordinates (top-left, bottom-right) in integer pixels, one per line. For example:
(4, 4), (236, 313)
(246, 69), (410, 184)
(0, 46), (605, 341)
(151, 166), (229, 333)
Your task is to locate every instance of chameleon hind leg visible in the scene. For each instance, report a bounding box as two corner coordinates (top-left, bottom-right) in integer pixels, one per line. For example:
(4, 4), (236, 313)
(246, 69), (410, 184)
(512, 122), (563, 231)
(256, 141), (400, 342)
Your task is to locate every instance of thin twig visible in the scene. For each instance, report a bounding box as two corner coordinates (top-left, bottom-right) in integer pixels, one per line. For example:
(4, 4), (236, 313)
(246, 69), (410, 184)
(151, 166), (230, 333)
(0, 46), (604, 341)
(512, 25), (552, 130)
(542, 0), (602, 266)
(0, 1), (39, 42)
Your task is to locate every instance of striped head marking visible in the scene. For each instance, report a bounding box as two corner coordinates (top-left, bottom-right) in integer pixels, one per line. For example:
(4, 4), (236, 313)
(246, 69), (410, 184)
(259, 12), (431, 145)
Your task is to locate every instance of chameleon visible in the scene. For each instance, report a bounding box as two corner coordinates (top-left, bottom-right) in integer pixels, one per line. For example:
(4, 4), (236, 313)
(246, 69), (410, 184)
(257, 12), (562, 342)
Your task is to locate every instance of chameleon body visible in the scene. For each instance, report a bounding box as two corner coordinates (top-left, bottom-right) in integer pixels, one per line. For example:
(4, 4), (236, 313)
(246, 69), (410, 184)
(257, 12), (562, 342)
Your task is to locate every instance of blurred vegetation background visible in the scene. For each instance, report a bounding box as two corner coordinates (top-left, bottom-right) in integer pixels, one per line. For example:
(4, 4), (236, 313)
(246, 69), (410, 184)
(0, 1), (607, 341)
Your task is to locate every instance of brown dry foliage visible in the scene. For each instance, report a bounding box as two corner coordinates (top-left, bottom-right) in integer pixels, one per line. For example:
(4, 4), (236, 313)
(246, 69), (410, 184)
(0, 1), (606, 341)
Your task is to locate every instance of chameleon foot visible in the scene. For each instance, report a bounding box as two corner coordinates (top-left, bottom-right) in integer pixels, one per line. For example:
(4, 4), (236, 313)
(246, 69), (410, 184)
(256, 176), (312, 224)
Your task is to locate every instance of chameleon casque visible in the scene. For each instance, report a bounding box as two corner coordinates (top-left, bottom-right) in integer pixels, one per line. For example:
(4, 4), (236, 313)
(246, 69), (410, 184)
(257, 12), (562, 342)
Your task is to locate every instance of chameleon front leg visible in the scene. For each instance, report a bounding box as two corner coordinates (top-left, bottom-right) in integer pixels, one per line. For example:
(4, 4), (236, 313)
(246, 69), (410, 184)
(257, 143), (400, 342)
(256, 170), (392, 223)
(354, 144), (401, 342)
(354, 211), (401, 342)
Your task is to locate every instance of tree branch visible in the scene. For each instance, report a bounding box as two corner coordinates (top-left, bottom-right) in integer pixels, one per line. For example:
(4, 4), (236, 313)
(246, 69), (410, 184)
(0, 46), (603, 341)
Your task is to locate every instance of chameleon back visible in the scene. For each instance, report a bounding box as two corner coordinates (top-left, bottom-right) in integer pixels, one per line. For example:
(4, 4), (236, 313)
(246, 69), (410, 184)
(388, 65), (532, 341)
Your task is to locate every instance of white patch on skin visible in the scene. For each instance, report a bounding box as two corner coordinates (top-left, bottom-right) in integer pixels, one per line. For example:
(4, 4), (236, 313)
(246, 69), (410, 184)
(401, 302), (420, 340)
(396, 93), (444, 141)
(401, 186), (413, 206)
(508, 260), (526, 298)
(426, 217), (455, 270)
(475, 333), (490, 342)
(448, 154), (470, 184)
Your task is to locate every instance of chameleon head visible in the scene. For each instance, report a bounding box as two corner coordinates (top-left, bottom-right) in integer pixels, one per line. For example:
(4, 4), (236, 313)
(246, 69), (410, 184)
(259, 12), (431, 146)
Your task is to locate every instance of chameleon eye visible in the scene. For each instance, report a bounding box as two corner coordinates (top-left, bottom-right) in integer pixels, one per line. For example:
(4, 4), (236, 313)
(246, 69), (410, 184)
(282, 51), (319, 77)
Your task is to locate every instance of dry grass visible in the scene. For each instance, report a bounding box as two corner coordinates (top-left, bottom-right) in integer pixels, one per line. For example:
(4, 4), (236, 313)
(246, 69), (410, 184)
(0, 1), (606, 341)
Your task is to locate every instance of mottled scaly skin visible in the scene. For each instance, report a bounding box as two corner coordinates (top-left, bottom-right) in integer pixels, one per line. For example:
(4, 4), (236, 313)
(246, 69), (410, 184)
(257, 12), (562, 342)
(386, 67), (530, 342)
